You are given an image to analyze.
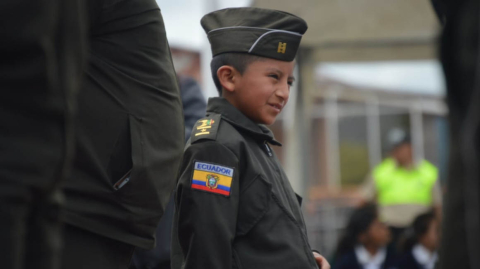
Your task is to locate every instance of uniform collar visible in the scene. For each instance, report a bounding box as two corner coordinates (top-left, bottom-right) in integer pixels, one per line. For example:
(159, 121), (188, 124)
(206, 97), (281, 146)
(354, 245), (387, 269)
(412, 244), (438, 269)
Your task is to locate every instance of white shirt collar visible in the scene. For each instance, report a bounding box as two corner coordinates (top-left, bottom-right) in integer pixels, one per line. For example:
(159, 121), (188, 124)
(412, 244), (438, 269)
(354, 245), (387, 269)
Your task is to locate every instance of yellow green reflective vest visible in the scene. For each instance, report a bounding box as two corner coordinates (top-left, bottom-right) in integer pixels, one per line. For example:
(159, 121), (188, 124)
(373, 158), (438, 206)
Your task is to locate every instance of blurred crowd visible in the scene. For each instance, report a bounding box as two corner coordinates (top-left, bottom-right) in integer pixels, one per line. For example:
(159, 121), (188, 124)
(332, 204), (439, 269)
(330, 127), (441, 269)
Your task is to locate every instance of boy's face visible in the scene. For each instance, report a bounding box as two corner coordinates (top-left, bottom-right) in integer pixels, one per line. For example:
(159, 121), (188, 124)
(229, 58), (295, 125)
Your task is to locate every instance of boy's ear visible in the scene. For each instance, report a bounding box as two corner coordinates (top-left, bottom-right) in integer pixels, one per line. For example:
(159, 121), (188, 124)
(217, 65), (237, 93)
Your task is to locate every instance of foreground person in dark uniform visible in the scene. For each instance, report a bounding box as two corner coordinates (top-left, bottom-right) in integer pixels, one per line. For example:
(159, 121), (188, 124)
(431, 0), (480, 268)
(171, 8), (329, 269)
(130, 76), (207, 269)
(60, 0), (184, 268)
(0, 1), (86, 269)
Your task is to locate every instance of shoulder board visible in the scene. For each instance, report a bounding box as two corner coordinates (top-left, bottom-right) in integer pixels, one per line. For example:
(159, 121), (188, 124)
(190, 114), (222, 144)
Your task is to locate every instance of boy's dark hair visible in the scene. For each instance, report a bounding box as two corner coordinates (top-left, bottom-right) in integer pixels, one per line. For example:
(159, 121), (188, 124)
(400, 209), (436, 253)
(334, 203), (378, 258)
(210, 53), (264, 96)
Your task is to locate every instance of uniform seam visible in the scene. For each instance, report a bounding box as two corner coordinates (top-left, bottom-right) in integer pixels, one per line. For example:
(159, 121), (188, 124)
(271, 194), (317, 266)
(237, 200), (269, 236)
(208, 25), (280, 34)
(232, 248), (244, 269)
(270, 159), (296, 218)
(236, 175), (271, 236)
(248, 30), (302, 53)
(240, 173), (263, 195)
(207, 27), (266, 37)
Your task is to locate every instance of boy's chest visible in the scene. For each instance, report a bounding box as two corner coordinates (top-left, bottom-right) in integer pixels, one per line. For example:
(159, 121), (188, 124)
(240, 139), (304, 224)
(232, 138), (314, 266)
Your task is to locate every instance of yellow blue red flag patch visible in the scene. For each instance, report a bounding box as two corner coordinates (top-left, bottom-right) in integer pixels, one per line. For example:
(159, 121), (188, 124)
(191, 161), (234, 197)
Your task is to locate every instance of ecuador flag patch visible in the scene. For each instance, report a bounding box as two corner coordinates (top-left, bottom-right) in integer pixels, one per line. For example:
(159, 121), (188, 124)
(191, 161), (234, 197)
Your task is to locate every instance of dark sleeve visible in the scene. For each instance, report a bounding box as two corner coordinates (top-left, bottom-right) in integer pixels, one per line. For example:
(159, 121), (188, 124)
(0, 0), (85, 188)
(87, 0), (179, 94)
(179, 77), (207, 141)
(174, 141), (240, 269)
(80, 0), (184, 212)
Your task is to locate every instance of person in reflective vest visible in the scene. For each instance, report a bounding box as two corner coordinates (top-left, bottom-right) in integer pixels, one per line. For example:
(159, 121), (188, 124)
(361, 128), (442, 248)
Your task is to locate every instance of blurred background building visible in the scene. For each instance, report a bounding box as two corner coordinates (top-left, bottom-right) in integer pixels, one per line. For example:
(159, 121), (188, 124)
(254, 0), (447, 258)
(158, 0), (447, 259)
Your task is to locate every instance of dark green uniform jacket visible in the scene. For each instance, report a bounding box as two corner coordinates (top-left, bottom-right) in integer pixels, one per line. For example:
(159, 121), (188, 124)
(62, 0), (184, 249)
(172, 98), (318, 269)
(0, 0), (85, 267)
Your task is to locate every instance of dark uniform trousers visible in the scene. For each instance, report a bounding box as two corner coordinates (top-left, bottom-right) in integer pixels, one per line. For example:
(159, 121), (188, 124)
(0, 1), (86, 269)
(62, 225), (135, 269)
(171, 98), (318, 269)
(61, 0), (184, 268)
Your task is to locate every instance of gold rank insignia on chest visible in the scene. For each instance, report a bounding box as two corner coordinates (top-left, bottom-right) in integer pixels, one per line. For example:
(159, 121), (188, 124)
(195, 119), (215, 136)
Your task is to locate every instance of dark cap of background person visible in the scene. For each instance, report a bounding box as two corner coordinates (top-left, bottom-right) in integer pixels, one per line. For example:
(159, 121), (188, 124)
(201, 7), (308, 62)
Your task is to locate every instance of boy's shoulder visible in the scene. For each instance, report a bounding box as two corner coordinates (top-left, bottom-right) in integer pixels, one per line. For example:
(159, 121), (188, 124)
(190, 114), (222, 144)
(189, 113), (243, 145)
(187, 113), (250, 169)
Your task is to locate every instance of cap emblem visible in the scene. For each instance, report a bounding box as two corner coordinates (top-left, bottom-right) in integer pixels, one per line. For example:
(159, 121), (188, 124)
(277, 42), (287, 54)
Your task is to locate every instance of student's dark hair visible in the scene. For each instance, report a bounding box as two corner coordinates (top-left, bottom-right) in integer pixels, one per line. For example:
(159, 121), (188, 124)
(334, 203), (379, 258)
(400, 209), (436, 253)
(210, 52), (265, 96)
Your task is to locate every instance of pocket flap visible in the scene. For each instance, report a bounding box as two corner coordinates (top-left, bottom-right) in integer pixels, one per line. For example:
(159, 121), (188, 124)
(236, 175), (272, 236)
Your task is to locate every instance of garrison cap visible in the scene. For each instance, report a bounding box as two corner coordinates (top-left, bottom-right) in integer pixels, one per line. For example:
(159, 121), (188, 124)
(201, 7), (308, 62)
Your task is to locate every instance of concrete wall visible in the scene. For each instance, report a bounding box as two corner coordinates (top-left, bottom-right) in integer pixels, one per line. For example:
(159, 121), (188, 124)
(253, 0), (439, 47)
(253, 0), (440, 62)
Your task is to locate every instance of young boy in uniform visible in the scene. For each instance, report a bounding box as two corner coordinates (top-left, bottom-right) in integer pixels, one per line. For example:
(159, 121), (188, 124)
(171, 7), (330, 269)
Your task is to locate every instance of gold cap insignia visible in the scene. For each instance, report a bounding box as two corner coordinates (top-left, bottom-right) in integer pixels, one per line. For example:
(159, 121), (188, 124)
(277, 42), (287, 54)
